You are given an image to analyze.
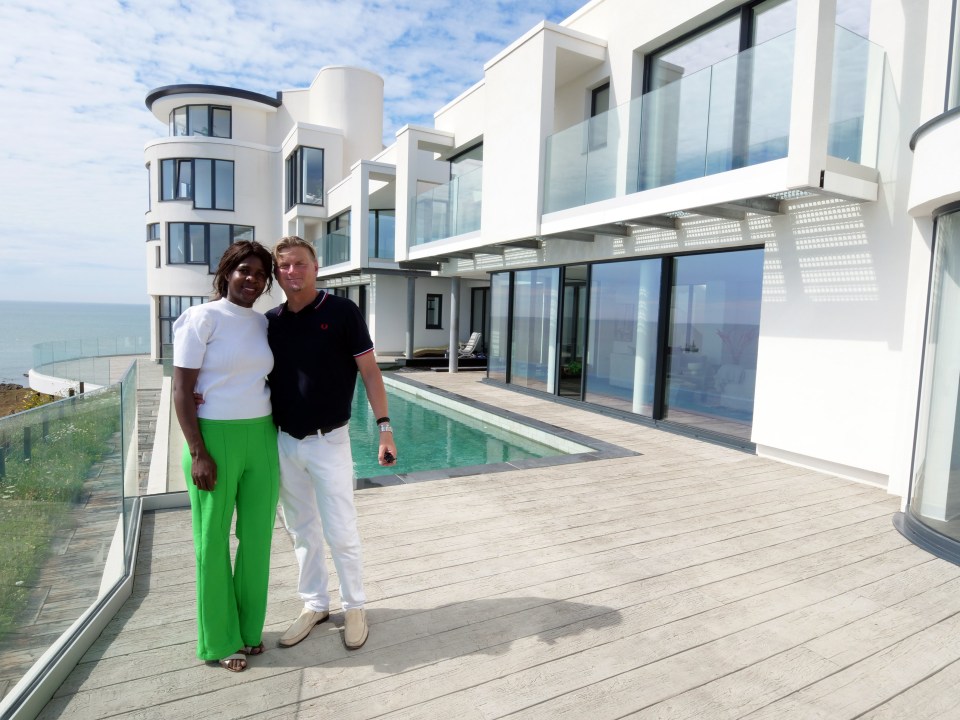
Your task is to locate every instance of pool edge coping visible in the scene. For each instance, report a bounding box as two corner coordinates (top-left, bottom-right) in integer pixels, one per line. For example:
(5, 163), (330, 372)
(355, 373), (640, 489)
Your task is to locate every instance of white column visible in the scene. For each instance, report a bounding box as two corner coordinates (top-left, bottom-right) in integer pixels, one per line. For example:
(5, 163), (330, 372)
(449, 276), (460, 373)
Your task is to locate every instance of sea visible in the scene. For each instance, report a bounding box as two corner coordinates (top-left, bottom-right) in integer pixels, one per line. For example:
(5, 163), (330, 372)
(0, 300), (150, 386)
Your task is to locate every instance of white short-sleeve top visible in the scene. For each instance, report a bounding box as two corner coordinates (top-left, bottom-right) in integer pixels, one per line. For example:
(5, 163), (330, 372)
(172, 299), (273, 420)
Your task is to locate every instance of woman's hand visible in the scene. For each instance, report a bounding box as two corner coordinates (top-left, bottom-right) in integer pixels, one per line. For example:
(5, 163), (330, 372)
(190, 448), (218, 491)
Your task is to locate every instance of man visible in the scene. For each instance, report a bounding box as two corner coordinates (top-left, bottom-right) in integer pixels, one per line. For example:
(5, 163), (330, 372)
(267, 235), (397, 650)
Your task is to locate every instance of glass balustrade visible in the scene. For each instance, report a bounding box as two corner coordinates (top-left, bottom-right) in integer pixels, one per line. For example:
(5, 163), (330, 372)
(323, 228), (351, 266)
(0, 360), (139, 707)
(413, 165), (483, 245)
(544, 28), (884, 214)
(32, 337), (150, 388)
(829, 25), (886, 166)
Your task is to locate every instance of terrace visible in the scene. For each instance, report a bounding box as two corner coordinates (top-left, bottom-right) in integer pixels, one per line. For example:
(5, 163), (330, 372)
(8, 372), (960, 719)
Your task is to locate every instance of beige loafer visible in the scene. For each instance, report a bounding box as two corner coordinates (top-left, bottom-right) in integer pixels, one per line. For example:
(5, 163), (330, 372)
(343, 608), (368, 649)
(279, 608), (329, 647)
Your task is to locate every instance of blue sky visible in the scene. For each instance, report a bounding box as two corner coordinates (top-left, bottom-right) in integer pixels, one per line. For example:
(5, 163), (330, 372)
(0, 0), (583, 305)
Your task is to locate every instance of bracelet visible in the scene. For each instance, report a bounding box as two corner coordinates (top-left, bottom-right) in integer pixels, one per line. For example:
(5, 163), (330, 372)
(378, 422), (393, 433)
(376, 416), (390, 425)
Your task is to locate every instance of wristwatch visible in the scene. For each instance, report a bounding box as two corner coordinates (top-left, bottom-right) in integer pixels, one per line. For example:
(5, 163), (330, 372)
(378, 422), (393, 433)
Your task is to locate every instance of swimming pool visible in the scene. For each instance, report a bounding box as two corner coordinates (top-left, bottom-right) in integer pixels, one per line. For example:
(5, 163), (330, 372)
(348, 375), (593, 481)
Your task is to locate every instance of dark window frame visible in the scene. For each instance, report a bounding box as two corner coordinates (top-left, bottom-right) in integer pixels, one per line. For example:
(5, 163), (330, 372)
(146, 223), (160, 242)
(169, 104), (232, 138)
(426, 293), (443, 329)
(166, 222), (254, 273)
(286, 145), (325, 209)
(159, 158), (234, 210)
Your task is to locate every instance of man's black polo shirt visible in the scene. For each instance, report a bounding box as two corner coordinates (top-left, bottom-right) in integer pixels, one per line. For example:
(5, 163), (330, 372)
(266, 291), (374, 437)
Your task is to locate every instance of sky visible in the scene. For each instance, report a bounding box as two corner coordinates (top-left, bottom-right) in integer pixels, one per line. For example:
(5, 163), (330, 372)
(0, 0), (583, 306)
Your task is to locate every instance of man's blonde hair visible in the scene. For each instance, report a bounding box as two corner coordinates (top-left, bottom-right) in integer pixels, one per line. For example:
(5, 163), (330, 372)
(274, 236), (318, 267)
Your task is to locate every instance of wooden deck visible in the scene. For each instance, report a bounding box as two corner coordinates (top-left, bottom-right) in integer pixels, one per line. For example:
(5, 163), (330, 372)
(39, 372), (960, 719)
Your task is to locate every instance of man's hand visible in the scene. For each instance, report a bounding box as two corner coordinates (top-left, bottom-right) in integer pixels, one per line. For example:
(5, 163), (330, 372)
(193, 392), (204, 408)
(379, 434), (397, 467)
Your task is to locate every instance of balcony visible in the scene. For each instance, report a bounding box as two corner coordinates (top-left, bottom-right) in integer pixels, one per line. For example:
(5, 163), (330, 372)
(543, 27), (884, 215)
(322, 227), (351, 268)
(412, 165), (483, 246)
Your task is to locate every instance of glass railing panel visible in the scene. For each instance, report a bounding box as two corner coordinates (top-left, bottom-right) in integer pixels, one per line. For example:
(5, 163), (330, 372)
(412, 166), (483, 245)
(31, 337), (150, 389)
(638, 65), (713, 191)
(544, 122), (589, 213)
(829, 26), (885, 167)
(544, 31), (803, 210)
(323, 229), (350, 266)
(0, 387), (125, 702)
(454, 165), (483, 237)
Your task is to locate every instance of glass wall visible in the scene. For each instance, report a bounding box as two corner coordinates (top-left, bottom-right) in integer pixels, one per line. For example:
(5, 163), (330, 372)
(664, 249), (764, 440)
(584, 259), (661, 415)
(159, 295), (206, 358)
(910, 211), (960, 542)
(510, 269), (559, 392)
(488, 274), (510, 382)
(160, 159), (234, 210)
(169, 105), (231, 138)
(490, 247), (763, 442)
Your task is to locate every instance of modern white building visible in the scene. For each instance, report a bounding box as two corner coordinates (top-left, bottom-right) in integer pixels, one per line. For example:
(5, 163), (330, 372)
(144, 0), (960, 563)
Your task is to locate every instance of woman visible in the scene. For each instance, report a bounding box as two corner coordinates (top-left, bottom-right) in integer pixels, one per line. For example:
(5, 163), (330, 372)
(172, 240), (279, 672)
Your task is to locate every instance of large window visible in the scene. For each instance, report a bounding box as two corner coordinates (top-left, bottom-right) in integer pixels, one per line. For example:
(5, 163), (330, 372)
(663, 249), (764, 440)
(489, 247), (763, 442)
(167, 223), (253, 273)
(169, 105), (231, 138)
(160, 159), (234, 210)
(324, 212), (350, 266)
(909, 210), (960, 544)
(159, 295), (207, 358)
(286, 146), (324, 208)
(585, 259), (662, 415)
(510, 268), (560, 393)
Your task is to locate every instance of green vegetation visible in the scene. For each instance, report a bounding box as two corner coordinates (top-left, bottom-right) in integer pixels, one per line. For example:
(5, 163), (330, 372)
(0, 392), (120, 641)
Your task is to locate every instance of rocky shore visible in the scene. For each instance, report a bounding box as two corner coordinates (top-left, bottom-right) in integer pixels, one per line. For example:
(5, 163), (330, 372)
(0, 383), (55, 419)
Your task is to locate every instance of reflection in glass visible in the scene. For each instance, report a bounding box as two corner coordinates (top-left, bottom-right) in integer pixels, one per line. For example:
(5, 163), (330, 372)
(215, 160), (234, 210)
(910, 212), (960, 541)
(829, 26), (885, 166)
(208, 225), (230, 273)
(558, 266), (588, 398)
(413, 165), (482, 244)
(510, 269), (559, 393)
(188, 105), (209, 136)
(488, 273), (510, 382)
(194, 159), (212, 208)
(664, 249), (764, 439)
(585, 259), (661, 415)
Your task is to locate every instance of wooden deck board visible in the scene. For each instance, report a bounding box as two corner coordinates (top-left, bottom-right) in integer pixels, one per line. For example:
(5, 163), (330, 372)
(36, 372), (960, 719)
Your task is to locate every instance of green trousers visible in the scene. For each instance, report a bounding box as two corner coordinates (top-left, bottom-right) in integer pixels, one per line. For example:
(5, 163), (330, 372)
(183, 416), (279, 661)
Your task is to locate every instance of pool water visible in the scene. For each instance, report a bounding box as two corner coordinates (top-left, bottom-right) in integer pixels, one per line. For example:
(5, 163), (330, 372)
(349, 379), (565, 479)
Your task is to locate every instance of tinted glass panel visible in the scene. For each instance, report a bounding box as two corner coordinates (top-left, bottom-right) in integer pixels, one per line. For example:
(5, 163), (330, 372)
(168, 224), (185, 263)
(188, 105), (209, 136)
(753, 0), (796, 44)
(161, 159), (175, 200)
(215, 160), (233, 210)
(510, 268), (559, 392)
(302, 147), (324, 204)
(194, 159), (212, 208)
(188, 224), (206, 263)
(208, 225), (230, 273)
(663, 249), (763, 439)
(488, 273), (510, 382)
(212, 107), (231, 138)
(172, 107), (187, 136)
(233, 225), (254, 242)
(910, 211), (960, 540)
(648, 17), (739, 90)
(177, 160), (192, 199)
(585, 259), (661, 415)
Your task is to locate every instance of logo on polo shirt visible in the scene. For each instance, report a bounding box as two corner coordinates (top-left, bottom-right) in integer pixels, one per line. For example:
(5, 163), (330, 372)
(321, 323), (329, 330)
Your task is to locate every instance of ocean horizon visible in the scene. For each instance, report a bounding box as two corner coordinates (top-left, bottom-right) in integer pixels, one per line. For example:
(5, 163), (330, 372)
(0, 299), (150, 386)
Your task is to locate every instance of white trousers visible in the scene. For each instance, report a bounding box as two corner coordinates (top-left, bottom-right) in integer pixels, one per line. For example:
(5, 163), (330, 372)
(277, 427), (366, 612)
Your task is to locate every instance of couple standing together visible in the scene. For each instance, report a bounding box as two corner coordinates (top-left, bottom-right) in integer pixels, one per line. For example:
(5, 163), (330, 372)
(172, 236), (398, 672)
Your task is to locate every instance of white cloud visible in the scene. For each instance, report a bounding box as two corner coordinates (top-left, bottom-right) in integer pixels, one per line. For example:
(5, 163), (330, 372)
(0, 0), (582, 304)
